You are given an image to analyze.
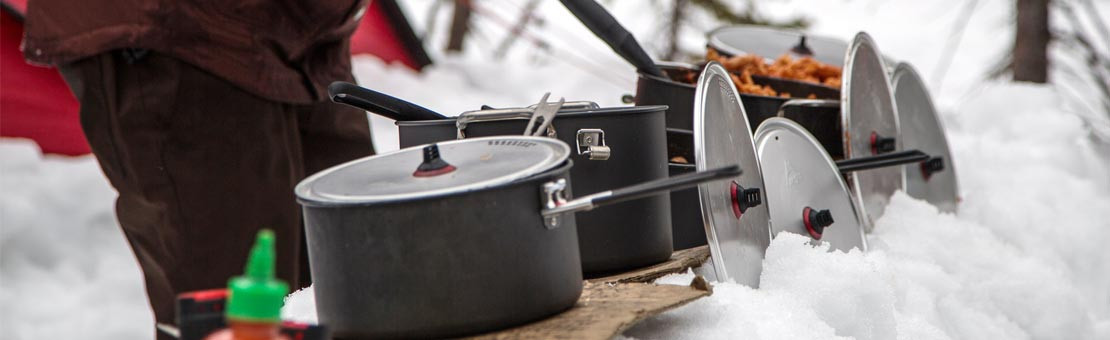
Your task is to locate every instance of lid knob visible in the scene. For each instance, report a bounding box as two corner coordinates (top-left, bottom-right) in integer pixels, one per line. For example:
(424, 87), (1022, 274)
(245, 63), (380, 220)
(803, 207), (834, 240)
(730, 181), (763, 219)
(413, 144), (457, 177)
(791, 35), (814, 57)
(920, 156), (945, 180)
(870, 131), (896, 155)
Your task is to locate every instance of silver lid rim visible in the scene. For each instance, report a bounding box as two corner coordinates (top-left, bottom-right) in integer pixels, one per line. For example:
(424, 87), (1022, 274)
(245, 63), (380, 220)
(295, 136), (570, 206)
(694, 62), (773, 285)
(840, 32), (903, 231)
(754, 117), (867, 252)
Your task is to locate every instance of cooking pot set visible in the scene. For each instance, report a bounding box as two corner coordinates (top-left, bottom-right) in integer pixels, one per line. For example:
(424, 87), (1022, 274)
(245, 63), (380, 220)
(294, 0), (960, 338)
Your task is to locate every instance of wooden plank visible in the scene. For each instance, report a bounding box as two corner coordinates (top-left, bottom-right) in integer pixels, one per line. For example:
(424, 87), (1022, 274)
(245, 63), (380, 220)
(465, 278), (711, 340)
(587, 246), (710, 284)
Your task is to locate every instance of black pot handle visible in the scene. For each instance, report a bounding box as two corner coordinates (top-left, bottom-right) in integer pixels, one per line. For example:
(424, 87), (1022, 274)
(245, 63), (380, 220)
(836, 150), (929, 173)
(328, 81), (448, 121)
(558, 0), (665, 78)
(541, 165), (741, 221)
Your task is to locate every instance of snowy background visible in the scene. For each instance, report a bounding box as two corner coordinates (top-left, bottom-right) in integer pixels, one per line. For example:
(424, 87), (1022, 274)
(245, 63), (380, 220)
(3, 0), (1109, 339)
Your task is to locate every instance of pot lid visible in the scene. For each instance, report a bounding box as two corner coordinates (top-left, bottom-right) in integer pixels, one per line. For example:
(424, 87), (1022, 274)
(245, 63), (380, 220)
(707, 25), (849, 65)
(694, 62), (772, 287)
(295, 136), (570, 206)
(840, 32), (902, 232)
(755, 118), (867, 252)
(892, 63), (959, 213)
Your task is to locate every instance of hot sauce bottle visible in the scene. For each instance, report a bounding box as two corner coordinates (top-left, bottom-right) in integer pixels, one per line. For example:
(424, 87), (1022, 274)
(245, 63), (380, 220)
(204, 230), (291, 340)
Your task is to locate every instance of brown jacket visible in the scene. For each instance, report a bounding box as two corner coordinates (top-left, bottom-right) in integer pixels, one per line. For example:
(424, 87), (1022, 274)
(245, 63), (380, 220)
(22, 0), (367, 103)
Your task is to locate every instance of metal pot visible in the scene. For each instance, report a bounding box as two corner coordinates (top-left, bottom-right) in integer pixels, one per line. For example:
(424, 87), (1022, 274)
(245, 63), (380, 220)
(694, 64), (925, 285)
(634, 63), (838, 134)
(707, 25), (849, 65)
(754, 118), (867, 252)
(327, 81), (676, 275)
(394, 104), (671, 275)
(891, 63), (959, 213)
(778, 33), (904, 231)
(296, 136), (739, 338)
(647, 63), (839, 250)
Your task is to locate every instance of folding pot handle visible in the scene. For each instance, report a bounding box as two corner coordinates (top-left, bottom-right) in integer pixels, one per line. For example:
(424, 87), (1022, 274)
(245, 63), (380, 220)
(328, 82), (447, 121)
(540, 165), (741, 228)
(835, 150), (929, 173)
(559, 0), (665, 78)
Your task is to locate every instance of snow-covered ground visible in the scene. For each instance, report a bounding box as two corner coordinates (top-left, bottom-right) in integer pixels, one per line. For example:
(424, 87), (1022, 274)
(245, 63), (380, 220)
(3, 0), (1109, 339)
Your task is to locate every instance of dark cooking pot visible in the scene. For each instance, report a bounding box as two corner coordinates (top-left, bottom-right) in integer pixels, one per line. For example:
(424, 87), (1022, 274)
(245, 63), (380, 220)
(395, 105), (671, 276)
(327, 81), (675, 275)
(296, 136), (740, 339)
(558, 0), (830, 251)
(635, 63), (839, 134)
(640, 63), (838, 250)
(707, 25), (849, 65)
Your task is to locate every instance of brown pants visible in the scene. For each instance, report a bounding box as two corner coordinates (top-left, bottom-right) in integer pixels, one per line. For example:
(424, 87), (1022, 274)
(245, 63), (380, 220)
(59, 51), (374, 339)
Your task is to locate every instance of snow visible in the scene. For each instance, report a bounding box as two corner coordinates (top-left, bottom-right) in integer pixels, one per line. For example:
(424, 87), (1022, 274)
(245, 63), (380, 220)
(0, 140), (153, 339)
(3, 0), (1110, 339)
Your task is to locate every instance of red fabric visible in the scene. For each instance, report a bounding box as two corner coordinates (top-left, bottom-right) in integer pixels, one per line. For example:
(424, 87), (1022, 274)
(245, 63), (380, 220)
(349, 0), (420, 69)
(0, 8), (89, 156)
(4, 0), (25, 14)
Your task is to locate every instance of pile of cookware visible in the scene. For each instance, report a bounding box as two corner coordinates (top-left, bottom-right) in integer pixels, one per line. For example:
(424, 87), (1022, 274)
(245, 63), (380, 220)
(293, 0), (960, 338)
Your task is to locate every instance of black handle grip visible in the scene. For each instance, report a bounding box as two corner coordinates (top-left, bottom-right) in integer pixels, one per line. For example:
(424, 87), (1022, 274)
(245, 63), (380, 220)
(328, 82), (447, 121)
(558, 0), (665, 78)
(836, 150), (930, 173)
(592, 165), (741, 208)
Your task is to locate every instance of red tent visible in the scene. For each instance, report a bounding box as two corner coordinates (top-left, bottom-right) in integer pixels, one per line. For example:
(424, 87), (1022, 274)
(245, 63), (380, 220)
(1, 0), (87, 155)
(352, 0), (432, 71)
(0, 0), (429, 156)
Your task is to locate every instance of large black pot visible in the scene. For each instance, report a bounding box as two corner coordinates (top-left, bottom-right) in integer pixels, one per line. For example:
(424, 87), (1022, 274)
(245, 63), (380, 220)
(638, 63), (839, 250)
(635, 63), (838, 134)
(296, 136), (740, 338)
(395, 105), (671, 276)
(777, 99), (845, 159)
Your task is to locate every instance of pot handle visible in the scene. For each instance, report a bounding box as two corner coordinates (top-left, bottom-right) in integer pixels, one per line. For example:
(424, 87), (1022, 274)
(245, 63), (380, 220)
(836, 150), (929, 173)
(328, 82), (448, 121)
(558, 0), (665, 78)
(541, 165), (741, 220)
(775, 99), (840, 117)
(455, 101), (601, 138)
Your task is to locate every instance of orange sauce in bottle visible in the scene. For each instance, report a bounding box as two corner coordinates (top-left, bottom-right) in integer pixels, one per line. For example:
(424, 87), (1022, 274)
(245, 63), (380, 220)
(203, 320), (291, 340)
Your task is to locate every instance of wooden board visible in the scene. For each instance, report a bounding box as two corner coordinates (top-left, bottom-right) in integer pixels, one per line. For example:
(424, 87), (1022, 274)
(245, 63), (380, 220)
(587, 246), (710, 284)
(464, 278), (711, 340)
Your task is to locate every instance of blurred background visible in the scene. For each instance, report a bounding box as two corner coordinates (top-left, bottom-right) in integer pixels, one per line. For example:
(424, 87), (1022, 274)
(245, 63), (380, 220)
(2, 0), (1109, 339)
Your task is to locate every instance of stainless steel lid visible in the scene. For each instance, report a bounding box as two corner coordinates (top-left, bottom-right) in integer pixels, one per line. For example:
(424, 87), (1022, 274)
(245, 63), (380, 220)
(707, 25), (849, 65)
(841, 32), (902, 231)
(755, 118), (867, 252)
(694, 62), (772, 287)
(892, 63), (959, 213)
(296, 136), (570, 206)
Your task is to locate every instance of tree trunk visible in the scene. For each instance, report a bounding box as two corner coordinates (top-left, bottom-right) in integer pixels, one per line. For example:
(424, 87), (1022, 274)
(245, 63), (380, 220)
(664, 0), (689, 60)
(1013, 0), (1050, 83)
(446, 0), (473, 53)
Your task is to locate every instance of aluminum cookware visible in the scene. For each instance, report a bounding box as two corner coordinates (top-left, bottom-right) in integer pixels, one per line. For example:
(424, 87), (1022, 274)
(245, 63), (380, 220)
(296, 136), (740, 338)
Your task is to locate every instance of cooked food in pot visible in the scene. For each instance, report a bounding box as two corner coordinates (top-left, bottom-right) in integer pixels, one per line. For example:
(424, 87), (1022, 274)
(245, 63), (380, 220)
(704, 48), (842, 98)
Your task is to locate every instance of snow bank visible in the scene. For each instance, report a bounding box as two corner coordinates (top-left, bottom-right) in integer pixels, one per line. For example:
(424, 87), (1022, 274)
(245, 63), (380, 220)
(623, 83), (1110, 340)
(0, 139), (152, 339)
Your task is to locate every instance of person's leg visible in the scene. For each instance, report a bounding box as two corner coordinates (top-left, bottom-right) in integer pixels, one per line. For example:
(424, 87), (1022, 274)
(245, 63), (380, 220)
(294, 95), (374, 285)
(60, 51), (306, 339)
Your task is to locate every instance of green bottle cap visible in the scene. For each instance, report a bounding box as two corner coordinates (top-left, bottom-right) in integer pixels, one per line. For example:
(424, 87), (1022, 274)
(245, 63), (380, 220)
(226, 229), (289, 322)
